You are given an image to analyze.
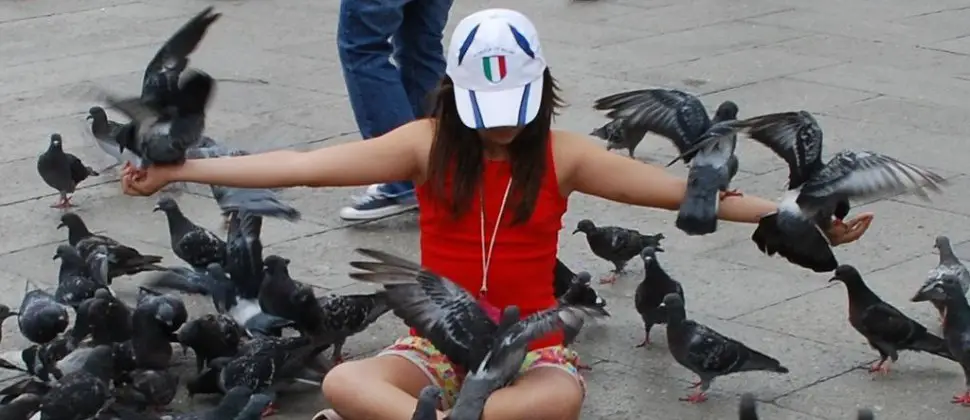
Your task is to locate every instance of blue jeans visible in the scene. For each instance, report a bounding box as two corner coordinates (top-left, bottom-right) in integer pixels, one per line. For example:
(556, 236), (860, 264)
(337, 0), (452, 198)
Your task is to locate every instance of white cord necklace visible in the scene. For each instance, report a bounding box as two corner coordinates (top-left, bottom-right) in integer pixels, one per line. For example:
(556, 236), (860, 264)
(479, 177), (513, 298)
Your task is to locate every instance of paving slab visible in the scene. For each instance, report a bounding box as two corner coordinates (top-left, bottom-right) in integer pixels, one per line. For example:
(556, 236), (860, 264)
(2, 0), (970, 418)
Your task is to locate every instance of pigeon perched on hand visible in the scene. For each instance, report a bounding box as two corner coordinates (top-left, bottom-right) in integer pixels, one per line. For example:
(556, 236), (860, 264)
(18, 280), (70, 344)
(86, 106), (138, 172)
(733, 111), (945, 272)
(595, 88), (742, 236)
(573, 219), (665, 284)
(36, 133), (99, 209)
(155, 196), (227, 269)
(912, 235), (970, 327)
(830, 265), (954, 375)
(663, 293), (789, 403)
(634, 244), (683, 348)
(58, 212), (165, 279)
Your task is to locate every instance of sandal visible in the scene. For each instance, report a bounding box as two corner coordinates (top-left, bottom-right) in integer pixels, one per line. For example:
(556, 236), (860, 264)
(312, 409), (343, 420)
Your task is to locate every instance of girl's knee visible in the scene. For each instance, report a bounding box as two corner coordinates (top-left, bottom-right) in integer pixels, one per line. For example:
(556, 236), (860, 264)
(321, 360), (368, 403)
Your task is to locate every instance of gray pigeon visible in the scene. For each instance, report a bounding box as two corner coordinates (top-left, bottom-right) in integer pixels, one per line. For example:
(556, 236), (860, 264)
(177, 314), (245, 373)
(912, 235), (970, 326)
(0, 393), (41, 420)
(573, 219), (665, 284)
(36, 133), (99, 209)
(113, 368), (179, 410)
(58, 212), (165, 279)
(313, 292), (392, 364)
(737, 111), (946, 272)
(141, 7), (221, 111)
(348, 248), (600, 420)
(634, 244), (683, 348)
(594, 88), (742, 236)
(558, 271), (610, 352)
(86, 106), (138, 171)
(412, 385), (441, 420)
(589, 118), (642, 158)
(225, 211), (265, 300)
(925, 276), (970, 405)
(155, 196), (227, 269)
(663, 293), (789, 403)
(70, 288), (131, 346)
(39, 344), (114, 420)
(102, 385), (254, 420)
(18, 280), (70, 344)
(739, 393), (757, 420)
(234, 393), (274, 420)
(53, 244), (107, 308)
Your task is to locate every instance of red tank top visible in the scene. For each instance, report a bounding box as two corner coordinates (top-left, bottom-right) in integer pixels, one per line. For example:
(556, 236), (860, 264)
(414, 136), (568, 351)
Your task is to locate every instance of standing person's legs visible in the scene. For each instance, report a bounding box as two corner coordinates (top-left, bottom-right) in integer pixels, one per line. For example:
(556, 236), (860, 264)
(392, 0), (452, 119)
(337, 0), (420, 221)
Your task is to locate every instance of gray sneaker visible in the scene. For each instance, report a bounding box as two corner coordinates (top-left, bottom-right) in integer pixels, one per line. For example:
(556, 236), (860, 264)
(339, 188), (417, 221)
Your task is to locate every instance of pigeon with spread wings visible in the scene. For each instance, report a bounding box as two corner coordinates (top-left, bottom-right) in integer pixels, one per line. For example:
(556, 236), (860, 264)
(141, 6), (221, 111)
(728, 111), (945, 272)
(593, 88), (742, 235)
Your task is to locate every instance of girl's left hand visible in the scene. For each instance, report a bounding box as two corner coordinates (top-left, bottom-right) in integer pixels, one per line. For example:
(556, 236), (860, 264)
(826, 212), (875, 246)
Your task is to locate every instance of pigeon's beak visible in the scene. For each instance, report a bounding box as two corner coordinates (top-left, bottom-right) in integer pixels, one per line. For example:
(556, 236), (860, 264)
(911, 290), (929, 302)
(655, 246), (665, 252)
(56, 222), (65, 229)
(52, 253), (60, 261)
(827, 275), (839, 283)
(85, 115), (93, 121)
(571, 229), (580, 235)
(152, 205), (162, 213)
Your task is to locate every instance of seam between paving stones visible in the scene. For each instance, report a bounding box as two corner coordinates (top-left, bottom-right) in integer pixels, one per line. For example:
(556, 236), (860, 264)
(0, 1), (142, 25)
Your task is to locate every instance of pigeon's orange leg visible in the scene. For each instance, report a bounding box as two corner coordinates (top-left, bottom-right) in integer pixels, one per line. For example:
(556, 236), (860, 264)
(50, 194), (75, 209)
(868, 360), (892, 375)
(719, 189), (744, 200)
(680, 391), (708, 403)
(261, 403), (279, 417)
(951, 391), (970, 405)
(635, 336), (651, 348)
(599, 272), (618, 285)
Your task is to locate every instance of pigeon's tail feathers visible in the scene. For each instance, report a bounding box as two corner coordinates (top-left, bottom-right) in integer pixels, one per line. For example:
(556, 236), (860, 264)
(909, 332), (957, 362)
(676, 165), (720, 236)
(751, 212), (837, 273)
(740, 348), (789, 374)
(739, 393), (758, 420)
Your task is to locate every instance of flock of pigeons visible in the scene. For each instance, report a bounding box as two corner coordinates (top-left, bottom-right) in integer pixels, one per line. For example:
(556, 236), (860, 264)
(14, 3), (970, 420)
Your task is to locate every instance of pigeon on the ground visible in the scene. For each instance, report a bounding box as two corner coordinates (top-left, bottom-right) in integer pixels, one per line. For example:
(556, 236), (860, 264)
(739, 393), (758, 420)
(226, 211), (265, 299)
(589, 118), (642, 158)
(39, 344), (114, 420)
(0, 334), (76, 383)
(114, 368), (179, 411)
(830, 265), (954, 375)
(348, 248), (601, 420)
(0, 393), (41, 420)
(912, 235), (970, 326)
(925, 276), (970, 405)
(84, 244), (112, 288)
(634, 244), (684, 348)
(131, 292), (180, 370)
(663, 293), (789, 403)
(594, 88), (742, 235)
(573, 219), (665, 284)
(18, 280), (70, 344)
(53, 244), (107, 308)
(37, 133), (99, 209)
(177, 314), (245, 373)
(141, 6), (221, 111)
(315, 292), (392, 364)
(558, 271), (610, 347)
(70, 288), (131, 346)
(412, 385), (441, 420)
(733, 111), (946, 272)
(155, 196), (227, 269)
(86, 106), (138, 172)
(58, 212), (164, 279)
(173, 386), (255, 420)
(233, 393), (274, 420)
(136, 286), (188, 336)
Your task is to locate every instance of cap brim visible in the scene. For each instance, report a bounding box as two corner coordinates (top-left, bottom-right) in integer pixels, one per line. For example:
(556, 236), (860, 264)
(453, 75), (544, 129)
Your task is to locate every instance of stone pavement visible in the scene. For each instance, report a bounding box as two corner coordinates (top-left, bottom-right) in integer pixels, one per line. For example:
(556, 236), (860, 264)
(2, 0), (970, 418)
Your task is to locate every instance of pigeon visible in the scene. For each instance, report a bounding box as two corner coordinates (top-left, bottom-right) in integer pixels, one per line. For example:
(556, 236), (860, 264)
(114, 368), (179, 410)
(259, 255), (331, 339)
(226, 211), (265, 299)
(348, 248), (601, 419)
(136, 286), (188, 336)
(70, 288), (131, 346)
(18, 280), (70, 344)
(558, 271), (610, 348)
(38, 344), (114, 420)
(141, 6), (221, 111)
(131, 296), (179, 370)
(572, 219), (665, 284)
(177, 314), (245, 373)
(589, 118), (642, 158)
(315, 291), (392, 364)
(83, 244), (112, 288)
(58, 212), (165, 279)
(912, 235), (970, 326)
(830, 264), (954, 375)
(172, 386), (255, 420)
(53, 244), (106, 308)
(553, 258), (608, 312)
(634, 244), (684, 348)
(739, 393), (758, 420)
(733, 111), (946, 272)
(594, 89), (742, 235)
(0, 393), (41, 420)
(0, 334), (76, 383)
(186, 146), (302, 226)
(86, 106), (138, 171)
(36, 133), (99, 209)
(155, 196), (227, 269)
(412, 385), (441, 420)
(233, 393), (274, 420)
(663, 293), (789, 403)
(924, 276), (970, 405)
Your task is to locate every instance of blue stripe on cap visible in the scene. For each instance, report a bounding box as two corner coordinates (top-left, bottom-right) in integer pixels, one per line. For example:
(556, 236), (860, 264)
(518, 83), (531, 125)
(457, 24), (480, 65)
(508, 25), (535, 59)
(469, 90), (485, 129)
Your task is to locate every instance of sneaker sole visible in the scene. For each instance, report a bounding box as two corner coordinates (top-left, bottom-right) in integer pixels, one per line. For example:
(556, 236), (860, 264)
(338, 203), (418, 221)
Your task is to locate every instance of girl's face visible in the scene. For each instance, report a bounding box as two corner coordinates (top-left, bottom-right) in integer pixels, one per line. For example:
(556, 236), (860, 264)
(477, 127), (522, 146)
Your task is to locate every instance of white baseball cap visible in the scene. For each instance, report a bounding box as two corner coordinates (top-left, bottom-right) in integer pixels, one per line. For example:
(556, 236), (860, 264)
(446, 9), (547, 129)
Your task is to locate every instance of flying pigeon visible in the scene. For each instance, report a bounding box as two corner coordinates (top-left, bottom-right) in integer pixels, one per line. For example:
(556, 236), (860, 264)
(36, 133), (99, 209)
(634, 244), (683, 348)
(58, 212), (165, 279)
(155, 196), (227, 269)
(572, 219), (665, 284)
(912, 235), (970, 327)
(830, 265), (954, 375)
(594, 88), (742, 235)
(18, 280), (70, 344)
(663, 293), (789, 403)
(733, 111), (946, 272)
(141, 6), (221, 111)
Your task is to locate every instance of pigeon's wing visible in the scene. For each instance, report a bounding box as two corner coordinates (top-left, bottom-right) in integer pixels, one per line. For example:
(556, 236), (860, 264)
(593, 89), (711, 158)
(683, 323), (743, 374)
(66, 154), (94, 183)
(226, 213), (264, 298)
(738, 111), (824, 189)
(666, 121), (741, 167)
(142, 7), (221, 103)
(797, 151), (947, 211)
(173, 69), (216, 116)
(857, 302), (921, 344)
(349, 248), (498, 370)
(176, 228), (227, 266)
(84, 246), (111, 287)
(143, 266), (215, 295)
(217, 188), (301, 222)
(487, 306), (587, 371)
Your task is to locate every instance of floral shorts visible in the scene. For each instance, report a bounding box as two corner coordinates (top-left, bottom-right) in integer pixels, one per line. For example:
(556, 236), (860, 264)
(378, 336), (587, 410)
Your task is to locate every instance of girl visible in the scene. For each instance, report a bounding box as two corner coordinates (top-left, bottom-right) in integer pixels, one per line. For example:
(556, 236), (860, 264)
(121, 8), (873, 420)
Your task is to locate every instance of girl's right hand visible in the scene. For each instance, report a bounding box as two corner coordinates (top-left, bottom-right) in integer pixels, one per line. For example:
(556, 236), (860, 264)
(121, 162), (176, 197)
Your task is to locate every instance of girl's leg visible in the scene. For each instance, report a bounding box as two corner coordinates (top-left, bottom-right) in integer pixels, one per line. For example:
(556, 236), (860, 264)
(482, 367), (584, 420)
(321, 355), (443, 420)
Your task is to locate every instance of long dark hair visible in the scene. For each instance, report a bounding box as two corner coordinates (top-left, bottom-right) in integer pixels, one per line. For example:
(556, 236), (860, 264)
(426, 68), (564, 224)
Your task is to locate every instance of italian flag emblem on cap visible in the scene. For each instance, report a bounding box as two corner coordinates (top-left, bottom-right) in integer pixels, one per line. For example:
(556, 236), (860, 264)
(482, 55), (507, 83)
